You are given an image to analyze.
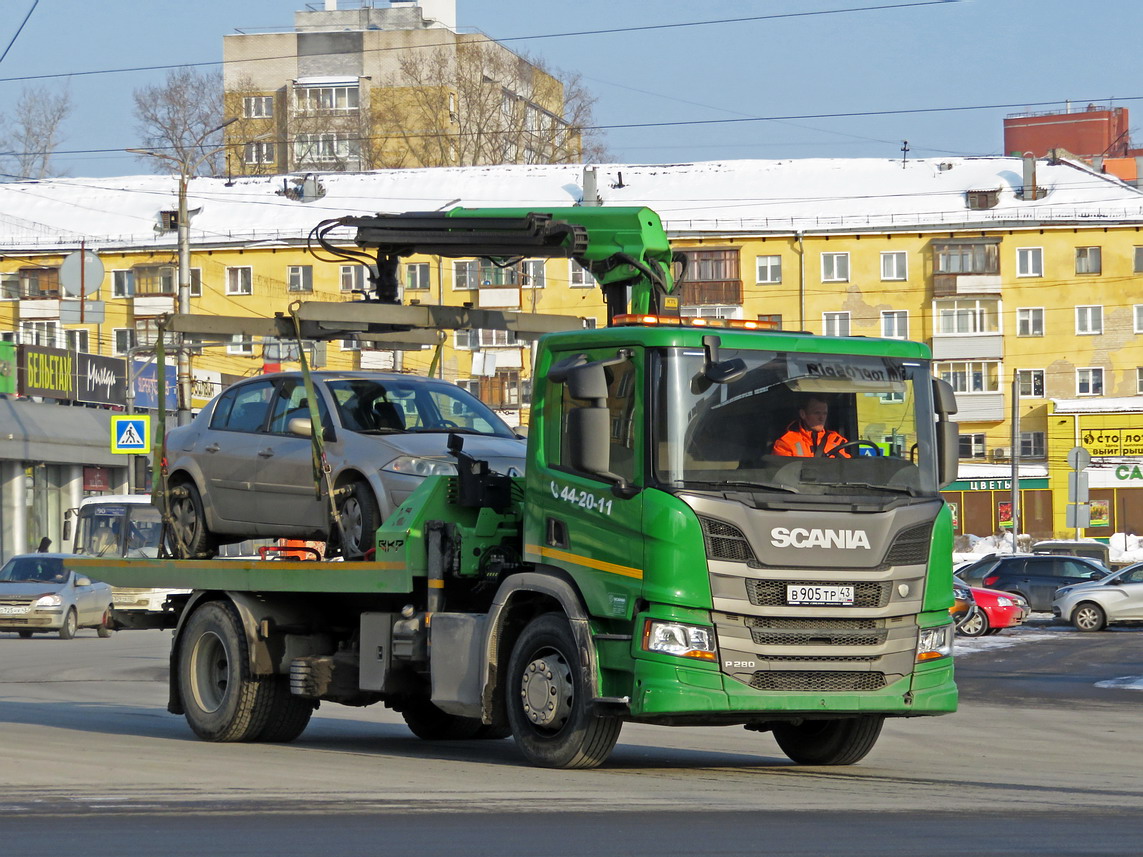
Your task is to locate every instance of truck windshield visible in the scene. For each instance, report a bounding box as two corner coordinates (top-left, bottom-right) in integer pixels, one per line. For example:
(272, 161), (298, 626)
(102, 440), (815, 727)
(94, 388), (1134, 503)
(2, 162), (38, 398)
(74, 502), (163, 558)
(650, 346), (939, 499)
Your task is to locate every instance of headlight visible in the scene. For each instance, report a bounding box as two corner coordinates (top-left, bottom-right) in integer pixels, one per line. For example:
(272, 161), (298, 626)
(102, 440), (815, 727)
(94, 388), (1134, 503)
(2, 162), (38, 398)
(642, 619), (717, 661)
(1055, 587), (1072, 598)
(382, 456), (458, 478)
(34, 593), (63, 608)
(916, 625), (953, 661)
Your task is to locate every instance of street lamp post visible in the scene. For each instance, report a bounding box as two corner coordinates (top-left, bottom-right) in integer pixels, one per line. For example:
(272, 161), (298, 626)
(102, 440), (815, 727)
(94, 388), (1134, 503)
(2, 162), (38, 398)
(127, 117), (238, 426)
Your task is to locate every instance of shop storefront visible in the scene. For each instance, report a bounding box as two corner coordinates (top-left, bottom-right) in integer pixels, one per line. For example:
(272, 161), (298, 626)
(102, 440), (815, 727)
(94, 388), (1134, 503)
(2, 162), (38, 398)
(941, 471), (1052, 539)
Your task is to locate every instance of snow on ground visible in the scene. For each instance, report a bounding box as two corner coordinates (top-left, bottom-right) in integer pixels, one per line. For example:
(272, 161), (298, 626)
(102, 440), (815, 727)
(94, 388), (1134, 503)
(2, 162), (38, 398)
(1094, 676), (1143, 691)
(952, 532), (1143, 567)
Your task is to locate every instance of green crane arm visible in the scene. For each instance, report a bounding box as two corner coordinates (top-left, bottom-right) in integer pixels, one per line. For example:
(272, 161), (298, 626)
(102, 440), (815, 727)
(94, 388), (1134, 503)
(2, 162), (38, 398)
(310, 206), (679, 324)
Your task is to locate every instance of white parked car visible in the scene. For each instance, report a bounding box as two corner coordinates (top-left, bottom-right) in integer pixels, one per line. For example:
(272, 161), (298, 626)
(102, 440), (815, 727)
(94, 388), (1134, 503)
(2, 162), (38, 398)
(1053, 562), (1143, 631)
(0, 553), (113, 639)
(164, 371), (526, 559)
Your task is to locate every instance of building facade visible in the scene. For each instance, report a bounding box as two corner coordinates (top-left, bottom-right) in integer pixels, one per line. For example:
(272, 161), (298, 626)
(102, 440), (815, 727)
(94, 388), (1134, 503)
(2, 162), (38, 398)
(222, 0), (579, 175)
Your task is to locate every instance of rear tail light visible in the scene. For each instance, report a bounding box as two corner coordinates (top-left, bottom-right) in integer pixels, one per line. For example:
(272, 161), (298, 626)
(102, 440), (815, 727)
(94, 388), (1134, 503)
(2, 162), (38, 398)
(983, 575), (999, 587)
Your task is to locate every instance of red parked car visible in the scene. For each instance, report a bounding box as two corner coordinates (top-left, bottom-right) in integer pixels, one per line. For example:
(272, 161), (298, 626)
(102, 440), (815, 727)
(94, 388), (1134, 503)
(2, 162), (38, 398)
(954, 576), (1030, 637)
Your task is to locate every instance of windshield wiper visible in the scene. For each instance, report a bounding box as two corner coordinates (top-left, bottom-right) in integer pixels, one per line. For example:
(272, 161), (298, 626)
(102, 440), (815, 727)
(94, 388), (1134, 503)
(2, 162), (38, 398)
(690, 480), (799, 494)
(818, 481), (918, 496)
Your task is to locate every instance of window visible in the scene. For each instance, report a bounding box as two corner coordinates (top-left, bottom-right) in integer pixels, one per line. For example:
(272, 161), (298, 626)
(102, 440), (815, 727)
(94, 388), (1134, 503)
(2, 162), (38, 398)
(134, 265), (175, 295)
(521, 259), (545, 288)
(19, 267), (60, 298)
(66, 329), (89, 353)
(681, 305), (742, 320)
(569, 260), (596, 288)
(244, 142), (275, 165)
(933, 242), (998, 274)
(189, 268), (202, 298)
(1076, 367), (1103, 396)
(243, 96), (273, 118)
(294, 133), (359, 165)
(405, 263), (430, 291)
(823, 312), (850, 337)
(881, 310), (908, 339)
(479, 329), (518, 348)
(228, 334), (254, 356)
(0, 272), (17, 299)
(935, 298), (1000, 335)
(113, 328), (136, 355)
(288, 265), (313, 293)
(756, 255), (782, 284)
(1076, 305), (1103, 335)
(340, 265), (367, 293)
(757, 314), (782, 330)
(454, 260), (480, 290)
(678, 248), (741, 304)
(134, 318), (163, 348)
(1075, 246), (1102, 275)
(112, 270), (136, 298)
(1016, 307), (1044, 337)
(1016, 369), (1044, 398)
(959, 433), (986, 460)
(1134, 305), (1143, 334)
(294, 85), (359, 112)
(1135, 247), (1143, 273)
(880, 251), (907, 281)
(557, 354), (637, 484)
(454, 330), (476, 350)
(937, 361), (1000, 394)
(1020, 432), (1046, 458)
(20, 321), (60, 348)
(226, 266), (252, 296)
(821, 252), (849, 282)
(1016, 247), (1043, 277)
(483, 369), (521, 410)
(1137, 368), (1143, 395)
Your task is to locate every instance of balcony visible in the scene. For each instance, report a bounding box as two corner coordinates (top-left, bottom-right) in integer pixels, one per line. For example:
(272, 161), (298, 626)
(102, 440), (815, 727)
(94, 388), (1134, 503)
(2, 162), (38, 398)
(930, 333), (1003, 360)
(678, 279), (743, 306)
(933, 273), (1002, 296)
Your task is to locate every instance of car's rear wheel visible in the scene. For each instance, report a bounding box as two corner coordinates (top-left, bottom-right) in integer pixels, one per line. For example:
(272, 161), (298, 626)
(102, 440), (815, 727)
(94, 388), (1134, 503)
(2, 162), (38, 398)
(772, 715), (884, 766)
(97, 608), (113, 638)
(1072, 602), (1106, 632)
(58, 608), (78, 640)
(17, 630), (33, 639)
(335, 479), (379, 559)
(167, 481), (216, 559)
(957, 607), (989, 637)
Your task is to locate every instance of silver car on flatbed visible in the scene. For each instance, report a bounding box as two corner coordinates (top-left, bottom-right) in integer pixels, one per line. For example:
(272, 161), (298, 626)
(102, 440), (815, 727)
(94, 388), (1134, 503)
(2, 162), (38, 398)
(0, 553), (113, 639)
(163, 371), (526, 558)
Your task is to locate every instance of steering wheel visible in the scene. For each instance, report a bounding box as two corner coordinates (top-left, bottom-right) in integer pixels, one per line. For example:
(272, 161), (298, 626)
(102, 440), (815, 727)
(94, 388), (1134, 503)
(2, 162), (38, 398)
(826, 440), (882, 458)
(438, 419), (460, 429)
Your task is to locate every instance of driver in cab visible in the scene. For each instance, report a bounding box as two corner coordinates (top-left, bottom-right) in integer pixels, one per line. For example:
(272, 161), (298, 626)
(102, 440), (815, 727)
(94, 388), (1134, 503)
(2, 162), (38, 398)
(772, 395), (850, 457)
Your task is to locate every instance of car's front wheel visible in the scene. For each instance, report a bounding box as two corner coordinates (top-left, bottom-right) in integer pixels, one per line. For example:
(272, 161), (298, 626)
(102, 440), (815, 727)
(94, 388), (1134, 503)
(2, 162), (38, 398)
(957, 607), (989, 637)
(335, 479), (379, 559)
(58, 608), (78, 640)
(1071, 602), (1107, 632)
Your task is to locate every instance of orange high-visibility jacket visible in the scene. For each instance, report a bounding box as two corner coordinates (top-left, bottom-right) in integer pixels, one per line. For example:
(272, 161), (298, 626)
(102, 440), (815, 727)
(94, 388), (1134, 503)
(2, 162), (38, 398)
(772, 422), (849, 457)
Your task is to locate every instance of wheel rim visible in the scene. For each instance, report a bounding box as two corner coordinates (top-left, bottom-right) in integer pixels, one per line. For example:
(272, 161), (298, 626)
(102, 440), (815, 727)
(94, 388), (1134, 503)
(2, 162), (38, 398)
(1075, 606), (1101, 630)
(171, 495), (198, 547)
(518, 646), (574, 733)
(341, 495), (364, 553)
(65, 610), (77, 636)
(961, 611), (985, 636)
(189, 630), (229, 713)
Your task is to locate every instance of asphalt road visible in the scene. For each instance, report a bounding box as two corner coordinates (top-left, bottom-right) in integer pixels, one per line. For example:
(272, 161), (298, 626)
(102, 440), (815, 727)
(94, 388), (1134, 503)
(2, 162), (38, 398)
(1, 618), (1141, 856)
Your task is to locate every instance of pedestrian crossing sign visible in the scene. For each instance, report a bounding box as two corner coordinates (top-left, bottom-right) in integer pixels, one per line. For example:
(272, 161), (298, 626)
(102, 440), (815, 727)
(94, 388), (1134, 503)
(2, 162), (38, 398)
(111, 415), (151, 454)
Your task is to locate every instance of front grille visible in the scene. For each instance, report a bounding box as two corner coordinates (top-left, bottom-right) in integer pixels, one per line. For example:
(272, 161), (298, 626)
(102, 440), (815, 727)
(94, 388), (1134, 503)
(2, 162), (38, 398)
(699, 516), (756, 563)
(746, 579), (890, 608)
(885, 522), (934, 565)
(749, 670), (887, 692)
(747, 616), (887, 646)
(759, 655), (877, 663)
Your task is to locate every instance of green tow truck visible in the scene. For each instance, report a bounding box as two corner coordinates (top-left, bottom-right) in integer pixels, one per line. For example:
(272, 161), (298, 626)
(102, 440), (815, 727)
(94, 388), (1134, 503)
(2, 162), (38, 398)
(71, 206), (960, 769)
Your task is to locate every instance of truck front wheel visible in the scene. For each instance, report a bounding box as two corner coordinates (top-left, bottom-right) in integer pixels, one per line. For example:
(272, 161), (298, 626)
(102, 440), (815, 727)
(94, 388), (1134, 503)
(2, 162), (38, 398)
(178, 601), (273, 742)
(506, 612), (621, 769)
(772, 715), (885, 765)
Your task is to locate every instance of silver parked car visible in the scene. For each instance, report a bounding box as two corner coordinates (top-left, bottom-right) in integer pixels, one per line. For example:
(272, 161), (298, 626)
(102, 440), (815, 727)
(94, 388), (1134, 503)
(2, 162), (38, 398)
(1053, 562), (1143, 631)
(0, 553), (114, 639)
(164, 371), (526, 558)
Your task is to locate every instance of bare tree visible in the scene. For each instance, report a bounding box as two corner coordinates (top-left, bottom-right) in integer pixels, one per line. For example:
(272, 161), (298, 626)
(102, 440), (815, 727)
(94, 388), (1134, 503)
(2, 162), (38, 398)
(0, 84), (72, 179)
(367, 38), (610, 170)
(132, 67), (225, 175)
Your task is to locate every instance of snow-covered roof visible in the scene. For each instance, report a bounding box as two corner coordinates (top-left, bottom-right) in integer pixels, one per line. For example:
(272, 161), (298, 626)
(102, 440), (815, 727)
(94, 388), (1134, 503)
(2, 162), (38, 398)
(1051, 397), (1143, 414)
(2, 156), (1141, 253)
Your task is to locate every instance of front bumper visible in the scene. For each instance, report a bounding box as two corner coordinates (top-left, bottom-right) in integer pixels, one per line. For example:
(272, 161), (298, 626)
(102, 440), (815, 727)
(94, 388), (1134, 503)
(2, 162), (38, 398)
(0, 606), (65, 632)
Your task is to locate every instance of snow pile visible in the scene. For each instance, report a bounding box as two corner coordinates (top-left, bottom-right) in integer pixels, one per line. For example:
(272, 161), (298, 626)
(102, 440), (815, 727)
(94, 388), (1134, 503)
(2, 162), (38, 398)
(953, 532), (1143, 566)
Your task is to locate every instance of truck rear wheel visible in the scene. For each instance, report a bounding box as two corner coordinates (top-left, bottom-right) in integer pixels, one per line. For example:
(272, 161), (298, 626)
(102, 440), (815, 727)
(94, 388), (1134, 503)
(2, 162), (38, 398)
(772, 715), (885, 766)
(178, 601), (273, 742)
(252, 677), (315, 742)
(506, 612), (621, 769)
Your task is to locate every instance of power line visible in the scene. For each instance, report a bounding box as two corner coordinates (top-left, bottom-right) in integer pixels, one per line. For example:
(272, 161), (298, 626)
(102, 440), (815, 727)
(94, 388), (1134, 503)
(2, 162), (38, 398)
(0, 0), (39, 67)
(0, 1), (961, 85)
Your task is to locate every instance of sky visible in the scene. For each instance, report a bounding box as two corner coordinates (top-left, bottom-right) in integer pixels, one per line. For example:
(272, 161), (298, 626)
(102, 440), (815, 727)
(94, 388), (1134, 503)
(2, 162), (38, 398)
(0, 0), (1141, 179)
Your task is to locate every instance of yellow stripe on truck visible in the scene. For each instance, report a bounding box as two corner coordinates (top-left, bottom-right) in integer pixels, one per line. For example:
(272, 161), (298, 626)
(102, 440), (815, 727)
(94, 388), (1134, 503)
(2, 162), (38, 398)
(526, 544), (644, 580)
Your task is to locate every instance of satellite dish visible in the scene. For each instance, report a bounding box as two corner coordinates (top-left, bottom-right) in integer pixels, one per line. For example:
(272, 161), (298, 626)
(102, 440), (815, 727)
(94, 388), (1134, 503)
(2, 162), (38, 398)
(59, 250), (105, 297)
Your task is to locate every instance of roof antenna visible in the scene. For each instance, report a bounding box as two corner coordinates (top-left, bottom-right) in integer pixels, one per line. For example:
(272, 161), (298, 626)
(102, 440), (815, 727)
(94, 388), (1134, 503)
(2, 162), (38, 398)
(900, 140), (909, 168)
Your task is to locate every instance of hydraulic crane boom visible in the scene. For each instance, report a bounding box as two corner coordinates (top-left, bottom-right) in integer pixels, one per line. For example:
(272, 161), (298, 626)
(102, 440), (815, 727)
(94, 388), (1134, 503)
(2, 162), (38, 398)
(311, 206), (681, 323)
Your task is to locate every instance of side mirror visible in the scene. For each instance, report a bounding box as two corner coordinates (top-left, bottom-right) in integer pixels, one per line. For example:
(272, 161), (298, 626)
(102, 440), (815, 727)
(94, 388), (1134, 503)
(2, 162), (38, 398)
(288, 417), (313, 437)
(76, 576), (92, 587)
(691, 335), (747, 394)
(933, 378), (959, 489)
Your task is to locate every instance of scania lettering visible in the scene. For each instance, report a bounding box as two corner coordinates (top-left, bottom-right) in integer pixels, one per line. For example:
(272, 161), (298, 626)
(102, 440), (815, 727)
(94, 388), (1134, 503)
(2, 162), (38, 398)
(71, 206), (959, 770)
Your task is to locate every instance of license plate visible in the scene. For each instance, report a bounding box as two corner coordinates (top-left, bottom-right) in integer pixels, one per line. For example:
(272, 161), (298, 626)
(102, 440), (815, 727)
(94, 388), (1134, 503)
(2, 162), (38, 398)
(0, 605), (30, 615)
(786, 584), (855, 606)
